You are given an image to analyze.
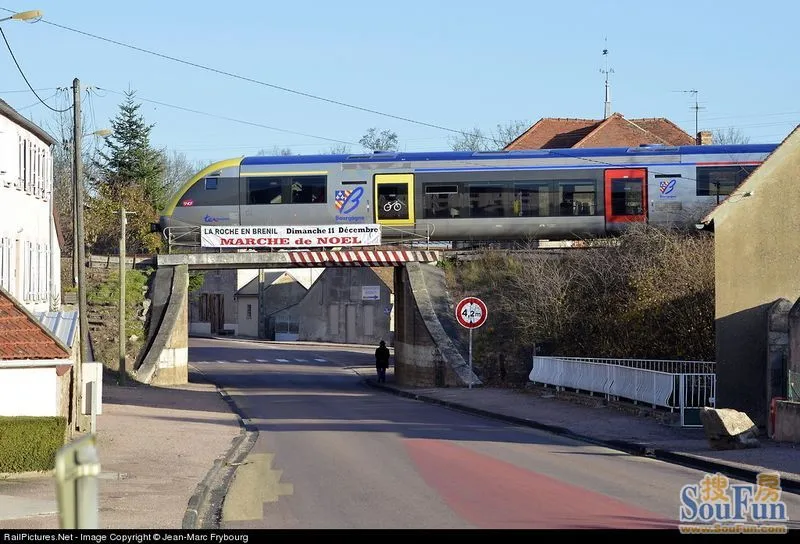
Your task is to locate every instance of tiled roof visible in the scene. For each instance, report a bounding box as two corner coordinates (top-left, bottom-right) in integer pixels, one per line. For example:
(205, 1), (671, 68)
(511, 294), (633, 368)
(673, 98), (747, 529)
(0, 287), (70, 360)
(505, 113), (695, 150)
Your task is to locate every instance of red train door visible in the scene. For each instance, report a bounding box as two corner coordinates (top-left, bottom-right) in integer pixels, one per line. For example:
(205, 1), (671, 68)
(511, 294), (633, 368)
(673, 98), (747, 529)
(604, 168), (647, 225)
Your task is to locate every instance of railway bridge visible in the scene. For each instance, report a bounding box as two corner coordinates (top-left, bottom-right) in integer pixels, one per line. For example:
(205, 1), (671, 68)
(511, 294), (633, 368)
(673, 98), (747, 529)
(132, 249), (481, 388)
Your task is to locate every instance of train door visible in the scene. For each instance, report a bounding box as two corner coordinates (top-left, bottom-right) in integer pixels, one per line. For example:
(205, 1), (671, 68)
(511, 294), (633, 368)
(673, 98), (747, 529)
(604, 169), (647, 226)
(374, 174), (415, 227)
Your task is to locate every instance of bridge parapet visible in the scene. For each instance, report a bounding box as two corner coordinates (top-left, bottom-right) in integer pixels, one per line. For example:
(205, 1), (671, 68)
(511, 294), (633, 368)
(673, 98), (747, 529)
(157, 249), (441, 270)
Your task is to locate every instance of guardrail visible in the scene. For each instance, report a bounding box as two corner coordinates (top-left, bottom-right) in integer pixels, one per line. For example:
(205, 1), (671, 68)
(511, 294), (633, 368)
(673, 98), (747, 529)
(530, 356), (716, 427)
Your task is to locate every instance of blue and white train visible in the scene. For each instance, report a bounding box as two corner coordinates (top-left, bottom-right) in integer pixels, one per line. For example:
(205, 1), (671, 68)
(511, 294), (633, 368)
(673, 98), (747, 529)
(157, 143), (776, 243)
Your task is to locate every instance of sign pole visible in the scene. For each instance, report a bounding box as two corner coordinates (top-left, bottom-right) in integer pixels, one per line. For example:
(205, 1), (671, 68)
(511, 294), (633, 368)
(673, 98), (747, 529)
(468, 327), (473, 389)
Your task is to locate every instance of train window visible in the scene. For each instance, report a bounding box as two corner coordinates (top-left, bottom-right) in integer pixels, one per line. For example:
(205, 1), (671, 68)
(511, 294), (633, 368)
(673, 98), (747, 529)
(466, 183), (512, 218)
(376, 183), (410, 221)
(696, 166), (756, 197)
(609, 178), (643, 216)
(513, 183), (552, 217)
(248, 177), (283, 204)
(423, 184), (461, 218)
(180, 177), (238, 206)
(556, 181), (596, 216)
(290, 175), (327, 204)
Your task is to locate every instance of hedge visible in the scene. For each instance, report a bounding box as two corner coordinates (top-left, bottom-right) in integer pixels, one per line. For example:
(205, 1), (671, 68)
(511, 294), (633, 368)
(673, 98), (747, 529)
(0, 416), (67, 473)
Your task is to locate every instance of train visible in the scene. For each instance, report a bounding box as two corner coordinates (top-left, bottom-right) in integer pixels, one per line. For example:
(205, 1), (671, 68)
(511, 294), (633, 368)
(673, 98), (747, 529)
(157, 143), (777, 245)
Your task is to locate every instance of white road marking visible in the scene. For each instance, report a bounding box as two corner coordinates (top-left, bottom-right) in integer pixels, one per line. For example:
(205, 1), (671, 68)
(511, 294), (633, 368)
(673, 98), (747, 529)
(237, 359), (249, 363)
(314, 358), (327, 362)
(295, 359), (308, 363)
(275, 359), (289, 363)
(256, 359), (268, 363)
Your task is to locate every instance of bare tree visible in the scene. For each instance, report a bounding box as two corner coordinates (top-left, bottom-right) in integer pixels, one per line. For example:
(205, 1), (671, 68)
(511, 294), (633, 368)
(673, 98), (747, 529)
(257, 146), (293, 156)
(712, 127), (750, 145)
(449, 120), (530, 151)
(159, 149), (209, 197)
(359, 128), (398, 152)
(327, 144), (351, 154)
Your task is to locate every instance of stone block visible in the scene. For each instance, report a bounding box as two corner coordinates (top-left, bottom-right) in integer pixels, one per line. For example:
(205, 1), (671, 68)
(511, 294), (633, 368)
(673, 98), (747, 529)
(699, 407), (761, 450)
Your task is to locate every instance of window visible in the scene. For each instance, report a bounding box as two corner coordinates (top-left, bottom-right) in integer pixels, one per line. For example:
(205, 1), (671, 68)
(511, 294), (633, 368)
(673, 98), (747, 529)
(290, 175), (326, 203)
(423, 184), (460, 218)
(556, 181), (597, 216)
(180, 177), (239, 206)
(513, 182), (553, 217)
(376, 183), (410, 221)
(248, 177), (283, 204)
(246, 304), (252, 320)
(275, 316), (299, 334)
(696, 166), (756, 197)
(246, 175), (327, 205)
(467, 183), (512, 218)
(0, 236), (10, 291)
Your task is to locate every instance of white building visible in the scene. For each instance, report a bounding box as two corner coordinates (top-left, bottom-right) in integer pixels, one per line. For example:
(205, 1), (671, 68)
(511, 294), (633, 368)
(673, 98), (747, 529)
(0, 99), (60, 313)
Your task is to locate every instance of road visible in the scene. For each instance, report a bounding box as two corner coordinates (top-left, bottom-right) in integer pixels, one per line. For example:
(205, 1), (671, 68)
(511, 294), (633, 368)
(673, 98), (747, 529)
(189, 337), (800, 530)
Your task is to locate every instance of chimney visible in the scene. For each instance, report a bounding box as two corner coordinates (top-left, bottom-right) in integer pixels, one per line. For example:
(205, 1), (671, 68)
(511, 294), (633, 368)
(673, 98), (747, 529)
(697, 131), (713, 145)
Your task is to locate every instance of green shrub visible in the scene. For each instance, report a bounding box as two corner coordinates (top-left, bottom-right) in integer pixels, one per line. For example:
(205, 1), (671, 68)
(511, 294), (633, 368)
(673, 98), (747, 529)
(0, 417), (67, 472)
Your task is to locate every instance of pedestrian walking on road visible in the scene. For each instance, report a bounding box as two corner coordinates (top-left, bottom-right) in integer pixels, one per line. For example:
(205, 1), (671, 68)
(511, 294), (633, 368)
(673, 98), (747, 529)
(375, 340), (390, 383)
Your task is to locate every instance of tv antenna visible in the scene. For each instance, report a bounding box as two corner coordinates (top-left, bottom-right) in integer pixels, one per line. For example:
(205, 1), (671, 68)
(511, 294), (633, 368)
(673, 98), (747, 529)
(674, 89), (705, 136)
(600, 38), (614, 119)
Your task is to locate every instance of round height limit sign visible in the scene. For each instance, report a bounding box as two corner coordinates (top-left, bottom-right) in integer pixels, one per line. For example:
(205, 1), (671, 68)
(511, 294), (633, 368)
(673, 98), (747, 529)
(456, 297), (487, 388)
(456, 297), (487, 329)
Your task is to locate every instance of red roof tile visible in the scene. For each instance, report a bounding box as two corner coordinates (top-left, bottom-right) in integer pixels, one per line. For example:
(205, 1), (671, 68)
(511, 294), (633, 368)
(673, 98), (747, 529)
(505, 113), (695, 150)
(0, 288), (70, 360)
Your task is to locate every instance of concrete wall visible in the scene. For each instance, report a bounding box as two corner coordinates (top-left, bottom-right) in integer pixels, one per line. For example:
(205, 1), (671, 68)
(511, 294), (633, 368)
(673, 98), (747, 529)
(272, 268), (391, 345)
(711, 126), (800, 427)
(394, 263), (480, 387)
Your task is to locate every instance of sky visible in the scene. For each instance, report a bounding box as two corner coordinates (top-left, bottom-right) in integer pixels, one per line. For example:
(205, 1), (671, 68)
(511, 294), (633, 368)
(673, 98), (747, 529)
(1, 1), (798, 168)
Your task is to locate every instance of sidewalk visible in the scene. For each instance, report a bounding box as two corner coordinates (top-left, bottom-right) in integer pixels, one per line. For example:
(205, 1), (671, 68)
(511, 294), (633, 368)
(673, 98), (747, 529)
(363, 370), (800, 494)
(0, 377), (243, 529)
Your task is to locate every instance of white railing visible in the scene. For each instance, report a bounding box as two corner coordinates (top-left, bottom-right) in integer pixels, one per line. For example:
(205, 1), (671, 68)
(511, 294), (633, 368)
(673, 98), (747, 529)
(530, 356), (716, 427)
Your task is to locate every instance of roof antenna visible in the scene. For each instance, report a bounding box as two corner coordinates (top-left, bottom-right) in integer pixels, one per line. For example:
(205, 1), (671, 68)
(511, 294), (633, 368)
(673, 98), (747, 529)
(600, 38), (614, 119)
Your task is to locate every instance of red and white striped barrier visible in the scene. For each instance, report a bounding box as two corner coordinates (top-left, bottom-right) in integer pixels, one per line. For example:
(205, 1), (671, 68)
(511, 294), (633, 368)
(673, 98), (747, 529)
(287, 250), (440, 266)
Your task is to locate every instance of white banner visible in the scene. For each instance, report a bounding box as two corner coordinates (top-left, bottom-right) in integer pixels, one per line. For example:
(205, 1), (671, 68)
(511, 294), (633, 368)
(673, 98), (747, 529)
(201, 224), (382, 248)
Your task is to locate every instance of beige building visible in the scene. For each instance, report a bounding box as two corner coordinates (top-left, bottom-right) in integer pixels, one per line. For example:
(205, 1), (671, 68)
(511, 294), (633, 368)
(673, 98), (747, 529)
(700, 125), (800, 427)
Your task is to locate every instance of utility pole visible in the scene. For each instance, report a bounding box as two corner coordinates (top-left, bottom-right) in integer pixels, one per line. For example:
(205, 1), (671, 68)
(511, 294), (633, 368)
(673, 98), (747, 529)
(119, 207), (127, 385)
(73, 78), (89, 431)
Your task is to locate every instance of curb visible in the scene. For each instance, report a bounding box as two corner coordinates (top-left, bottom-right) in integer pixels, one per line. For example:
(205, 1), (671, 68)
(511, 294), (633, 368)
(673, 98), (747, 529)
(0, 470), (54, 480)
(182, 368), (259, 529)
(365, 380), (800, 496)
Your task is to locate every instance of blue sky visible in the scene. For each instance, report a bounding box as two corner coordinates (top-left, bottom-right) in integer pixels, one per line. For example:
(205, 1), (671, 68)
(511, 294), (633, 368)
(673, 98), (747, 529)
(1, 1), (798, 167)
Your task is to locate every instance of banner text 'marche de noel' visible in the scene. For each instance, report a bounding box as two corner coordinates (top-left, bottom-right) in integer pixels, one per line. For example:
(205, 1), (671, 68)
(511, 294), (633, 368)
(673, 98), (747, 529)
(201, 224), (382, 248)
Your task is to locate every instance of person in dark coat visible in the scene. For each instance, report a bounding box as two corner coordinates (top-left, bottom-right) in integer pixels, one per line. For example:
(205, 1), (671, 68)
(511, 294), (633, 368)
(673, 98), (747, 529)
(375, 340), (390, 383)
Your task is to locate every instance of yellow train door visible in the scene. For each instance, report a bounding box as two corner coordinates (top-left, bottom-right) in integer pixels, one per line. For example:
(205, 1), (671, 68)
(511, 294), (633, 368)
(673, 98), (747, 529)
(374, 173), (415, 227)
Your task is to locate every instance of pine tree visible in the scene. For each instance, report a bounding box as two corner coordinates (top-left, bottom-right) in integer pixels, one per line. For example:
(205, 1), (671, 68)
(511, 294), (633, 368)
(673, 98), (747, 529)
(94, 90), (166, 210)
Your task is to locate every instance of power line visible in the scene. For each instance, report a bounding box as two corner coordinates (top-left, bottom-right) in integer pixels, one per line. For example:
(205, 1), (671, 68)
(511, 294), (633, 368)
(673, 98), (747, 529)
(93, 86), (361, 147)
(1, 8), (469, 136)
(0, 26), (71, 112)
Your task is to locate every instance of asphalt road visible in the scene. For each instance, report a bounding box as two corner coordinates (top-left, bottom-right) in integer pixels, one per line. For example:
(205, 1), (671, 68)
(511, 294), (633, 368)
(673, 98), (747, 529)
(190, 337), (800, 530)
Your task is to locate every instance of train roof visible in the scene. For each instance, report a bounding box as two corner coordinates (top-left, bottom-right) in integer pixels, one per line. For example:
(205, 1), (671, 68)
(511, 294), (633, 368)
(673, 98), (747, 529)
(240, 143), (779, 166)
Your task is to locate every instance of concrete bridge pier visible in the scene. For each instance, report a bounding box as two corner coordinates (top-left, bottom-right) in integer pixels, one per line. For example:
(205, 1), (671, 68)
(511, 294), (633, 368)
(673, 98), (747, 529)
(133, 264), (189, 385)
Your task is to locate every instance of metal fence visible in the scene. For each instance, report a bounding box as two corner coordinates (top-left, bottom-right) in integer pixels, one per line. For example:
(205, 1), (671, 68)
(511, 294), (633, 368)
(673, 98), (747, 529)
(529, 356), (716, 427)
